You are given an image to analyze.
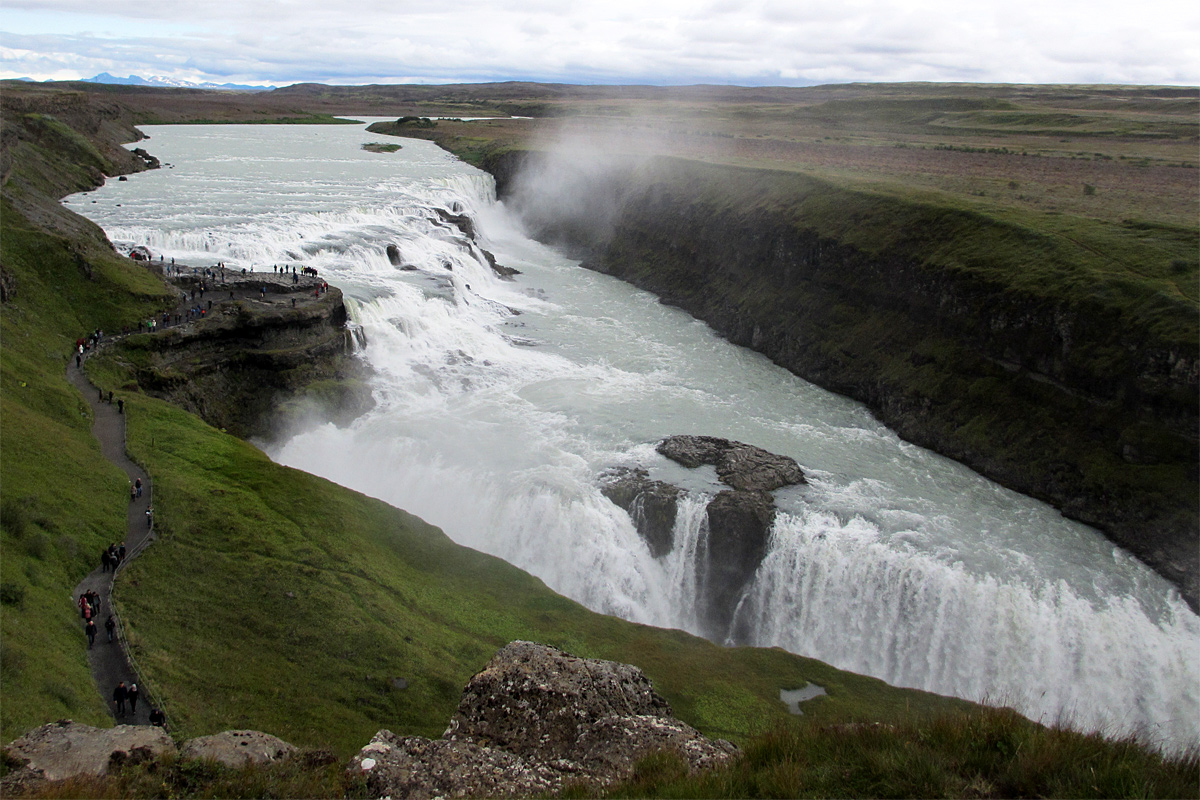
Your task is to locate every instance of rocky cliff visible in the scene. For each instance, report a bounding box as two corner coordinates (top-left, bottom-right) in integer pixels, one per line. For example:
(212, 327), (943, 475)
(484, 149), (1198, 609)
(1, 86), (370, 441)
(109, 277), (371, 439)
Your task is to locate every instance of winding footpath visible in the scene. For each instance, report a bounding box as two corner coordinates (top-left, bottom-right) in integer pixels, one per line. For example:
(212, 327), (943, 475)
(64, 267), (332, 729)
(66, 364), (156, 727)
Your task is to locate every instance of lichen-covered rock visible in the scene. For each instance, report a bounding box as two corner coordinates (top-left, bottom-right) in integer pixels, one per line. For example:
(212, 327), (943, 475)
(349, 642), (737, 798)
(445, 641), (735, 783)
(180, 729), (296, 768)
(1, 720), (175, 784)
(657, 435), (805, 492)
(349, 730), (561, 799)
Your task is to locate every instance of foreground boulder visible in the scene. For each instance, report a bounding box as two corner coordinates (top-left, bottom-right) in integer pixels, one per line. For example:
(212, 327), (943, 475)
(351, 642), (737, 798)
(1, 720), (175, 786)
(180, 729), (296, 767)
(349, 732), (560, 799)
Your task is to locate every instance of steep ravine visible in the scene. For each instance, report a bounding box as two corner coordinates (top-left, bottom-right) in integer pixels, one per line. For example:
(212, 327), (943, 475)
(482, 149), (1199, 610)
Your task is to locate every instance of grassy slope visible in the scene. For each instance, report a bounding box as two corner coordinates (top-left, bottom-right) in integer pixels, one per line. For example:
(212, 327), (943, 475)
(102, 386), (968, 754)
(0, 198), (175, 741)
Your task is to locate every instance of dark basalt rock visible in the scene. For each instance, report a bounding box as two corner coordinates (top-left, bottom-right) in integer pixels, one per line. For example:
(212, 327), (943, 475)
(657, 435), (805, 492)
(599, 467), (681, 557)
(436, 208), (477, 241)
(601, 437), (804, 642)
(701, 490), (777, 641)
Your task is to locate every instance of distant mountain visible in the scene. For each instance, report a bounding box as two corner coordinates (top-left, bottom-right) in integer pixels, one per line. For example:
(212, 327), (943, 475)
(82, 72), (272, 92)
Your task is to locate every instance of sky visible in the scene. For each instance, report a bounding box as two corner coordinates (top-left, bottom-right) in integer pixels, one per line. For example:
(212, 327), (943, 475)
(1, 0), (1198, 88)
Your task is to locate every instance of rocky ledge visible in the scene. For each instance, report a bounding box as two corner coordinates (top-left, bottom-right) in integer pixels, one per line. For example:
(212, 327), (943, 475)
(0, 722), (297, 792)
(113, 276), (372, 439)
(601, 436), (806, 642)
(349, 641), (737, 798)
(656, 434), (806, 492)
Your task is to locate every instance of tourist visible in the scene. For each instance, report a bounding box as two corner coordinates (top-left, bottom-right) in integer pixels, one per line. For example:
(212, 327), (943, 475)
(149, 708), (166, 728)
(105, 615), (115, 643)
(134, 478), (142, 498)
(128, 684), (140, 714)
(85, 620), (96, 648)
(113, 682), (128, 717)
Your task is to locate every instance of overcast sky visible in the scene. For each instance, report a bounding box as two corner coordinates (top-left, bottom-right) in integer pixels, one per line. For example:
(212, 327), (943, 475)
(2, 0), (1197, 87)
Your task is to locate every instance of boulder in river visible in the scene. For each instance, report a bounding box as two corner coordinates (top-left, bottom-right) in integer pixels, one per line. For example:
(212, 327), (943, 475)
(657, 435), (805, 492)
(601, 436), (804, 641)
(599, 467), (681, 557)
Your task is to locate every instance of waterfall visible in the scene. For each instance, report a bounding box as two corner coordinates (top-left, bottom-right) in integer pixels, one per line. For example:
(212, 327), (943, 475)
(71, 123), (1198, 755)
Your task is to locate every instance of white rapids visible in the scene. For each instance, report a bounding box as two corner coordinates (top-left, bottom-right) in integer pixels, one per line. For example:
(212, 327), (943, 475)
(69, 120), (1199, 754)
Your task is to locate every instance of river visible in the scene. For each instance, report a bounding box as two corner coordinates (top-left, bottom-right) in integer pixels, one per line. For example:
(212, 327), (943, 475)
(69, 120), (1199, 753)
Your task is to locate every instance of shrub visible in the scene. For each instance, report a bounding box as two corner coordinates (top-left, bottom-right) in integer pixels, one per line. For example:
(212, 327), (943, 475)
(1, 496), (33, 538)
(0, 582), (26, 609)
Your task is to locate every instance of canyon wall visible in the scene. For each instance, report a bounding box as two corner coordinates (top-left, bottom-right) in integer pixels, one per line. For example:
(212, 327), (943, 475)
(486, 150), (1199, 608)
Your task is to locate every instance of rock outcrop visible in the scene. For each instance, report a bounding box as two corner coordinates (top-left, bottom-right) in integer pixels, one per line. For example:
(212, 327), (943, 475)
(434, 206), (521, 279)
(350, 642), (736, 798)
(603, 437), (804, 640)
(179, 729), (297, 768)
(1, 720), (175, 787)
(118, 277), (372, 439)
(657, 435), (806, 492)
(598, 467), (681, 557)
(350, 732), (560, 799)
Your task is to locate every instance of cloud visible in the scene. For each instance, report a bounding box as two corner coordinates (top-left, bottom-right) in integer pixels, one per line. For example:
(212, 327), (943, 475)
(1, 0), (1197, 86)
